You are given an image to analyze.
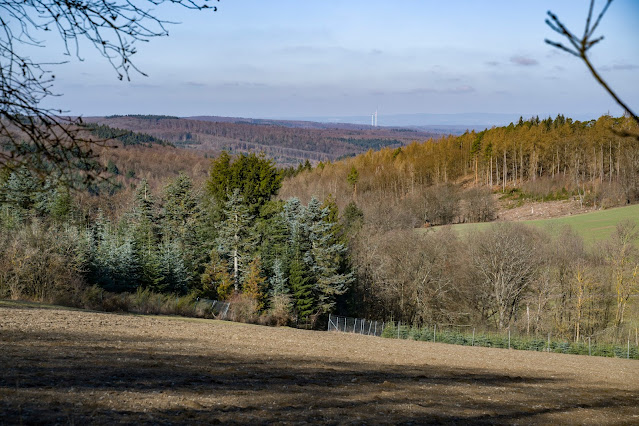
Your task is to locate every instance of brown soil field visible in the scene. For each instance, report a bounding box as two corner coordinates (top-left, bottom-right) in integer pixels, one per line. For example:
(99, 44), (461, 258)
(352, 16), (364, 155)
(497, 199), (592, 222)
(1, 303), (638, 425)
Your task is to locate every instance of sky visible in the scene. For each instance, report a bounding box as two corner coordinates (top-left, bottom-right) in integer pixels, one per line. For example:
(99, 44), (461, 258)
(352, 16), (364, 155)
(36, 0), (639, 122)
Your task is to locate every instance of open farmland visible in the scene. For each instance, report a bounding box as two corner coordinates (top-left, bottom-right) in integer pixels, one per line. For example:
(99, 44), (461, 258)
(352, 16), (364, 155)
(437, 203), (639, 245)
(1, 303), (638, 424)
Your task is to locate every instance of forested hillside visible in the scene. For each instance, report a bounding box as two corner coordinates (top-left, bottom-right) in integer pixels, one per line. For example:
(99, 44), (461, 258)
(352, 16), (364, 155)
(83, 115), (439, 166)
(281, 115), (639, 227)
(1, 114), (638, 347)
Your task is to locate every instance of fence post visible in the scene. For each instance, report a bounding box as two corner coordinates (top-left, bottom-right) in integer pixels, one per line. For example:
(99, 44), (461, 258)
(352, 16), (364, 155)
(344, 317), (347, 332)
(508, 329), (511, 350)
(374, 321), (377, 336)
(397, 321), (401, 339)
(433, 324), (436, 343)
(628, 340), (631, 359)
(328, 313), (331, 331)
(588, 337), (591, 356)
(353, 318), (357, 333)
(547, 333), (551, 352)
(472, 328), (475, 346)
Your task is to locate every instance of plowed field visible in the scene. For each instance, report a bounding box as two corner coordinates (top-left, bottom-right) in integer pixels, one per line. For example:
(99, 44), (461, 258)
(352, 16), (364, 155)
(1, 303), (638, 425)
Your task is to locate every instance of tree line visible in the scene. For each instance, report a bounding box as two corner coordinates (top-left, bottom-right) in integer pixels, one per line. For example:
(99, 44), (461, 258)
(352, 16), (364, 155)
(0, 152), (354, 325)
(281, 115), (639, 219)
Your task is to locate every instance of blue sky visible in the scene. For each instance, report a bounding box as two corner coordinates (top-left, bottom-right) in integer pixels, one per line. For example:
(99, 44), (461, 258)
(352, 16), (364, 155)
(40, 0), (639, 121)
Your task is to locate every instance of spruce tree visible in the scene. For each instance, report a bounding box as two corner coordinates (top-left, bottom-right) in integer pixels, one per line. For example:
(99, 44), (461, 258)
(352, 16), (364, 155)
(131, 179), (162, 290)
(216, 189), (256, 292)
(304, 197), (353, 314)
(289, 252), (314, 322)
(158, 239), (189, 294)
(270, 258), (289, 296)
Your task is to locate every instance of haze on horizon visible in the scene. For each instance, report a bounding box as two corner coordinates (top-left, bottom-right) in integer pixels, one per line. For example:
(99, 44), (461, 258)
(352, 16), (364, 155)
(39, 0), (639, 123)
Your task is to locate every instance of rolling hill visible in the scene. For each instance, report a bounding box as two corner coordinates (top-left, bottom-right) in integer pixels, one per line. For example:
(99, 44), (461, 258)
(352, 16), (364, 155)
(436, 203), (639, 245)
(82, 115), (441, 166)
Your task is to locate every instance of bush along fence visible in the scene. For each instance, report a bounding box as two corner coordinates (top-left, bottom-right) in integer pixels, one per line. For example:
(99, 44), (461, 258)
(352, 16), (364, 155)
(328, 316), (639, 360)
(327, 314), (385, 337)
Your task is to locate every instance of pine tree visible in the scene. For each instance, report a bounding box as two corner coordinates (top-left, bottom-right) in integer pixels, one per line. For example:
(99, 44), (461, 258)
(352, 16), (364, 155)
(131, 179), (162, 290)
(270, 258), (289, 296)
(90, 213), (140, 292)
(216, 189), (256, 292)
(289, 252), (314, 322)
(206, 151), (281, 216)
(158, 239), (189, 294)
(161, 173), (203, 285)
(304, 197), (353, 314)
(162, 173), (200, 241)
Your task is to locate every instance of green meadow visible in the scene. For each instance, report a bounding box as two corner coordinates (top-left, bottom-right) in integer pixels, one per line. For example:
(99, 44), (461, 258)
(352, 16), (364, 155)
(433, 203), (639, 245)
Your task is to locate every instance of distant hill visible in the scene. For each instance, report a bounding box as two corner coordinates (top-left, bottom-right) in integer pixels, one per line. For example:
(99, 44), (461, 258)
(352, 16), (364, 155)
(83, 115), (441, 166)
(290, 112), (603, 128)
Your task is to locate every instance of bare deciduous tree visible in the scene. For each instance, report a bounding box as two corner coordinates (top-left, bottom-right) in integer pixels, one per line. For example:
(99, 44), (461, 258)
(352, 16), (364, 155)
(0, 0), (217, 181)
(469, 223), (542, 329)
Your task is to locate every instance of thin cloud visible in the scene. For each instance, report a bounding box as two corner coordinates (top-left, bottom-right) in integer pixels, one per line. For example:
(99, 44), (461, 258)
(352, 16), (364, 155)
(485, 61), (500, 67)
(402, 85), (475, 95)
(600, 63), (639, 72)
(510, 55), (539, 66)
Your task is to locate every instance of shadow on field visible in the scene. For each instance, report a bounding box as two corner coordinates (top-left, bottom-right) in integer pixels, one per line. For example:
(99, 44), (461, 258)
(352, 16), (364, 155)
(1, 326), (638, 424)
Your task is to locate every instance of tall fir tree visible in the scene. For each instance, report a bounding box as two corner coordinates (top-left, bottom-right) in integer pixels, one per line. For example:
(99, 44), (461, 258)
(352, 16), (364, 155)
(289, 251), (314, 322)
(216, 189), (256, 292)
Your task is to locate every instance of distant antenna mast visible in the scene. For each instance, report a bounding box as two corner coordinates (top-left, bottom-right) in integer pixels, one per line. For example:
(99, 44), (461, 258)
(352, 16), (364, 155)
(374, 107), (378, 127)
(371, 112), (375, 126)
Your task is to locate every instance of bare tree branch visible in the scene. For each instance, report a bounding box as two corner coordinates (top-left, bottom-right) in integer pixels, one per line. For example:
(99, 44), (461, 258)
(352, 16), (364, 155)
(0, 0), (218, 185)
(545, 0), (639, 137)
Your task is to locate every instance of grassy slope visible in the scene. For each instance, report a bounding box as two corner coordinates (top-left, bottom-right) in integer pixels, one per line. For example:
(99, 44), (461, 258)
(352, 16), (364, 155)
(436, 203), (639, 245)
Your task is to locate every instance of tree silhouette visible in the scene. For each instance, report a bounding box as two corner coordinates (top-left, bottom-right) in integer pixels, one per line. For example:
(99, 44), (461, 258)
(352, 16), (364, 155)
(0, 0), (218, 181)
(545, 0), (639, 138)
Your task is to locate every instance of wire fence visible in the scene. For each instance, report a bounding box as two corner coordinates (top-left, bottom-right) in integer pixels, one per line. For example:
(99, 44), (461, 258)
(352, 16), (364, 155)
(327, 314), (385, 337)
(327, 316), (639, 360)
(196, 298), (231, 320)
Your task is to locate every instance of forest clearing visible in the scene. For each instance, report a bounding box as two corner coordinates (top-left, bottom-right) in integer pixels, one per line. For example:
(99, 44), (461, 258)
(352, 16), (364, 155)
(436, 202), (639, 245)
(1, 302), (638, 425)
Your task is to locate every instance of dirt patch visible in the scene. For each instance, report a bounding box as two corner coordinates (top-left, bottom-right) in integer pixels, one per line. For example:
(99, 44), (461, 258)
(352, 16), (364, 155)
(1, 304), (638, 424)
(497, 199), (592, 222)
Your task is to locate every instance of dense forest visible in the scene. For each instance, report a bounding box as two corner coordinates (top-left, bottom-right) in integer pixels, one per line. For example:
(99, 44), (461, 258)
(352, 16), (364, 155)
(1, 114), (638, 343)
(281, 115), (639, 226)
(83, 115), (439, 166)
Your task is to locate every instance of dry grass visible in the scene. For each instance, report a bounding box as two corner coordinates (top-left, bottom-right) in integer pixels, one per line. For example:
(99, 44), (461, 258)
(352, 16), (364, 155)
(1, 302), (638, 424)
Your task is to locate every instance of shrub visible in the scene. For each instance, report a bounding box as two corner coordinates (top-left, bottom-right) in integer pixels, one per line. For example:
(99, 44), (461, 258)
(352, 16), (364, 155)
(260, 294), (292, 326)
(227, 293), (260, 323)
(0, 221), (87, 303)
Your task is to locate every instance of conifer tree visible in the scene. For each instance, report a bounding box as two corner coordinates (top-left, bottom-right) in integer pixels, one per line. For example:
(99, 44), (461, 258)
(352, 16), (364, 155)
(131, 179), (162, 290)
(161, 173), (203, 284)
(270, 258), (289, 296)
(304, 197), (353, 314)
(243, 256), (267, 310)
(216, 189), (256, 292)
(200, 249), (233, 300)
(289, 252), (314, 322)
(158, 239), (190, 294)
